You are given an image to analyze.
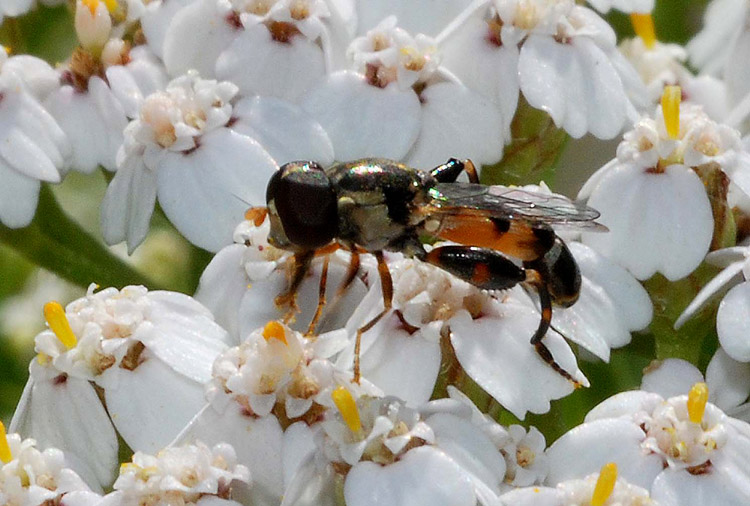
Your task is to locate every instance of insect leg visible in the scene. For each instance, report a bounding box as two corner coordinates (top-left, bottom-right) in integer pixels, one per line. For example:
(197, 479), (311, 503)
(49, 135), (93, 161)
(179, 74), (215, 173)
(275, 250), (315, 323)
(353, 251), (392, 384)
(305, 254), (330, 336)
(526, 270), (582, 387)
(429, 159), (479, 184)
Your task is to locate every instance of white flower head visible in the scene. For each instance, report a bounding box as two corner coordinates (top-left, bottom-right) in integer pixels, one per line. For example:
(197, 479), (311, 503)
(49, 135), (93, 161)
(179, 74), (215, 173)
(283, 391), (501, 506)
(0, 431), (94, 506)
(619, 36), (690, 105)
(500, 463), (656, 505)
(547, 383), (750, 504)
(134, 70), (237, 151)
(112, 442), (250, 505)
(501, 425), (548, 487)
(579, 93), (736, 281)
(11, 286), (232, 490)
(101, 71), (279, 252)
(206, 321), (368, 421)
(302, 18), (505, 166)
(34, 284), (230, 382)
(438, 0), (647, 140)
(348, 16), (440, 91)
(0, 64), (69, 228)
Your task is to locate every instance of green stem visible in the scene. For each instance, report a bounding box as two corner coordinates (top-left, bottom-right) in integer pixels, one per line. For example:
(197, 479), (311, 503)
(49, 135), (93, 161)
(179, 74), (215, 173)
(0, 185), (161, 290)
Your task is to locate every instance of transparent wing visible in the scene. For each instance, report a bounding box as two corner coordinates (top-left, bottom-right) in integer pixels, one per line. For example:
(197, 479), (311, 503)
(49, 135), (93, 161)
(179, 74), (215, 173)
(428, 183), (606, 231)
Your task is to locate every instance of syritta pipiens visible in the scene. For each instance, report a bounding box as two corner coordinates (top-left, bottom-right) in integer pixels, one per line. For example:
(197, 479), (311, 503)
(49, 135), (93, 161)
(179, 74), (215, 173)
(253, 158), (603, 385)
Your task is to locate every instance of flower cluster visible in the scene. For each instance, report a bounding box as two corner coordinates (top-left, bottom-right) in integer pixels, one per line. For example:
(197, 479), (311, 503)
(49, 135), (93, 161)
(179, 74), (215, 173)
(4, 0), (750, 504)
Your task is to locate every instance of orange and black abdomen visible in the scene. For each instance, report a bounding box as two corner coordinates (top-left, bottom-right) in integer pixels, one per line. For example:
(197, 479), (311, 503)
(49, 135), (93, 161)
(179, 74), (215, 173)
(432, 212), (556, 262)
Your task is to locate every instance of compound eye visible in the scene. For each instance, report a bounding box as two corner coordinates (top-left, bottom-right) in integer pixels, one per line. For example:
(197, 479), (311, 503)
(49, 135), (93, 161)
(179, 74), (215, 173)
(267, 161), (337, 249)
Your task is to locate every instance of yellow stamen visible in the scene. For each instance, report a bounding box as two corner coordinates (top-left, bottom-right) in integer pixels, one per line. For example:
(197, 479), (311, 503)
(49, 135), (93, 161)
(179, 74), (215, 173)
(43, 301), (77, 350)
(262, 321), (288, 345)
(102, 0), (117, 13)
(630, 13), (656, 49)
(591, 462), (617, 506)
(331, 386), (362, 434)
(0, 422), (12, 464)
(81, 0), (99, 16)
(2, 46), (10, 55)
(688, 382), (709, 424)
(661, 85), (681, 140)
(36, 353), (51, 365)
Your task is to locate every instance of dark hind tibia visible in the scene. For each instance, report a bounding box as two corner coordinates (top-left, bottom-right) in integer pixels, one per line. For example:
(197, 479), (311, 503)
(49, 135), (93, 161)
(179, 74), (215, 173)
(353, 251), (393, 384)
(429, 159), (480, 184)
(527, 272), (582, 387)
(423, 245), (525, 291)
(276, 250), (315, 323)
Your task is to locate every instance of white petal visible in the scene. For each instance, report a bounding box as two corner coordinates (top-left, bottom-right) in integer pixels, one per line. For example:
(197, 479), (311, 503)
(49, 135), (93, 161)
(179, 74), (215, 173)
(162, 0), (240, 77)
(584, 390), (663, 421)
(0, 90), (67, 181)
(640, 359), (704, 399)
(551, 242), (651, 360)
(301, 71), (421, 160)
(1, 55), (60, 100)
(717, 282), (750, 362)
(231, 96), (334, 166)
(194, 244), (249, 340)
(23, 370), (118, 491)
(519, 35), (631, 139)
(426, 412), (506, 495)
(140, 290), (233, 381)
(0, 162), (40, 228)
(175, 402), (285, 506)
(707, 348), (750, 412)
(105, 48), (168, 119)
(344, 447), (477, 506)
(282, 422), (317, 489)
(141, 0), (195, 58)
(651, 467), (750, 506)
(449, 303), (584, 420)
(545, 418), (663, 490)
(45, 79), (126, 172)
(582, 163), (713, 281)
(437, 9), (519, 140)
(405, 82), (504, 168)
(281, 454), (337, 506)
(674, 261), (744, 329)
(216, 24), (326, 102)
(99, 356), (207, 453)
(100, 146), (157, 253)
(155, 128), (277, 252)
(359, 315), (441, 406)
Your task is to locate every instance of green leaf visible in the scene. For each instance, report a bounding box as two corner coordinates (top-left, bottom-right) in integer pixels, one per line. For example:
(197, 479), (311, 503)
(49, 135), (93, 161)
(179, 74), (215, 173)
(481, 95), (569, 187)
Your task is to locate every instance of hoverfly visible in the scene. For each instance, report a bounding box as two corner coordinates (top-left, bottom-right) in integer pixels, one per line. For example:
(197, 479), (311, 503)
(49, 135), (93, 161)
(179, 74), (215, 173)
(252, 158), (603, 385)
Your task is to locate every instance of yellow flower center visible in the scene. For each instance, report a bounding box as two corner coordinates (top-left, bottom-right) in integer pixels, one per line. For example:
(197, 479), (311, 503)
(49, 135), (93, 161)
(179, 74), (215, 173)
(0, 422), (12, 464)
(688, 382), (709, 424)
(331, 386), (362, 434)
(661, 85), (681, 140)
(590, 462), (617, 506)
(262, 321), (288, 345)
(44, 301), (78, 350)
(630, 13), (656, 49)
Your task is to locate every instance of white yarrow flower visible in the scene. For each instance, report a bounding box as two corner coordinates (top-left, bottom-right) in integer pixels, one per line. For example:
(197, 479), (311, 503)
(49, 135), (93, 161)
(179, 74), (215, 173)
(10, 285), (233, 490)
(101, 70), (279, 252)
